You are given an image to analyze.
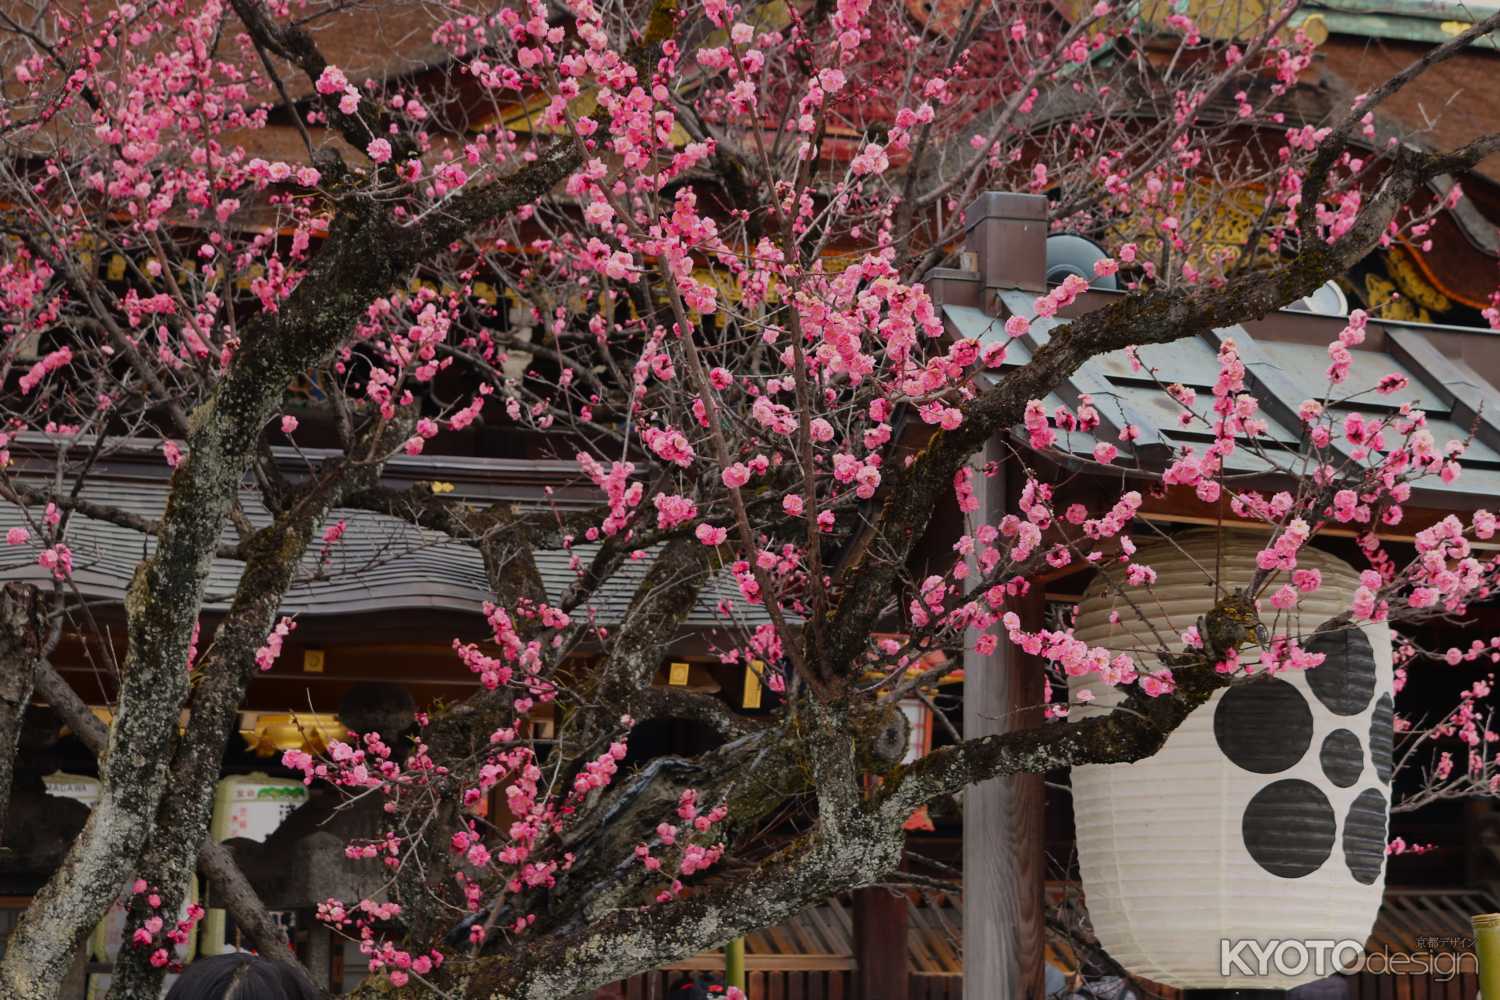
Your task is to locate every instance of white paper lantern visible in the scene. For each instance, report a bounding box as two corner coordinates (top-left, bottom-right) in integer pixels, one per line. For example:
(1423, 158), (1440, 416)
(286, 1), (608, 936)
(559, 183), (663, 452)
(1070, 530), (1394, 989)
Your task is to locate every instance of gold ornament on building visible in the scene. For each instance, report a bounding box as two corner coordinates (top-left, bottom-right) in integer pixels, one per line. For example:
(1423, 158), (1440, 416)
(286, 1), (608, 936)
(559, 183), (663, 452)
(238, 712), (348, 757)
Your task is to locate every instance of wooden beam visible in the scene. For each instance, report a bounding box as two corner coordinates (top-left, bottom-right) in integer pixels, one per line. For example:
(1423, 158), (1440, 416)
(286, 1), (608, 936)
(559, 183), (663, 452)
(854, 888), (910, 1000)
(1133, 507), (1500, 550)
(659, 955), (857, 972)
(964, 441), (1046, 1000)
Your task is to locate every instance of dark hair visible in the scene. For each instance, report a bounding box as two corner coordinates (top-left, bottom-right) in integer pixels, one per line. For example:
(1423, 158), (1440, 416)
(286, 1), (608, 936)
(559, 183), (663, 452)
(165, 953), (320, 1000)
(669, 973), (727, 998)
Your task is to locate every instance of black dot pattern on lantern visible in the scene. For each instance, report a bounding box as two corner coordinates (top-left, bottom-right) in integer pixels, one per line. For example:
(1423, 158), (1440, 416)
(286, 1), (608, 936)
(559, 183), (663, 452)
(1370, 693), (1394, 785)
(1302, 629), (1377, 716)
(1343, 788), (1388, 885)
(1242, 779), (1337, 878)
(1320, 729), (1364, 788)
(1214, 678), (1313, 773)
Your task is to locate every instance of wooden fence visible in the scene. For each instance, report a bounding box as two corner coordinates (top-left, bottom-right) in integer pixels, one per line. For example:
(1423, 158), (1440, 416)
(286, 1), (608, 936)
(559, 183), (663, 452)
(600, 885), (1490, 1000)
(908, 973), (964, 999)
(1349, 970), (1478, 1000)
(607, 970), (966, 1000)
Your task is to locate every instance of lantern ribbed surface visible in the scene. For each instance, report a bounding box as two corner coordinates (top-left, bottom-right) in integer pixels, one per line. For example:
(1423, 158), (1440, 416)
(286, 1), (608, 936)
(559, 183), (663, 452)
(1070, 530), (1392, 988)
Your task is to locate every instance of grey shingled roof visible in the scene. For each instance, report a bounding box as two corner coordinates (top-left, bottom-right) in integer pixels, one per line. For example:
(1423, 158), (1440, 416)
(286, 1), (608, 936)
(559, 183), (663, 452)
(0, 475), (763, 627)
(945, 289), (1500, 506)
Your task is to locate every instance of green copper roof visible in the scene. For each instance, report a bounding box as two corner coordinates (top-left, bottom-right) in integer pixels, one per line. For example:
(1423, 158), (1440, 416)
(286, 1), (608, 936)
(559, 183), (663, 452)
(1293, 0), (1500, 47)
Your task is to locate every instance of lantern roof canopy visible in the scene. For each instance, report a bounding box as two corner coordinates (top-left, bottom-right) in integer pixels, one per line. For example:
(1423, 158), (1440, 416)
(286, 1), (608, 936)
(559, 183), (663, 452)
(937, 281), (1500, 509)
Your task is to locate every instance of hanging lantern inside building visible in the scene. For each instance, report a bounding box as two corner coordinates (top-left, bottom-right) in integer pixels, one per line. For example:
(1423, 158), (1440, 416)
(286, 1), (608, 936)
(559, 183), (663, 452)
(1069, 530), (1394, 989)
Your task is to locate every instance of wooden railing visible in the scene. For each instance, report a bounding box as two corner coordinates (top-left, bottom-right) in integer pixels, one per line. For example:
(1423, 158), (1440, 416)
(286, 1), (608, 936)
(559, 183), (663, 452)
(604, 970), (966, 1000)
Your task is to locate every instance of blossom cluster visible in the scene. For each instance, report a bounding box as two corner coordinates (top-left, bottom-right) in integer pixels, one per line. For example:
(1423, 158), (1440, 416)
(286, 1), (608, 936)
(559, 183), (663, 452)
(123, 879), (206, 973)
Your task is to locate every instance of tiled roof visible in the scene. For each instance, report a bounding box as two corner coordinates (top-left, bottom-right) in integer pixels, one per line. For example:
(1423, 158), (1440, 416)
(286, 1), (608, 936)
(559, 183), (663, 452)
(0, 455), (765, 627)
(945, 289), (1500, 507)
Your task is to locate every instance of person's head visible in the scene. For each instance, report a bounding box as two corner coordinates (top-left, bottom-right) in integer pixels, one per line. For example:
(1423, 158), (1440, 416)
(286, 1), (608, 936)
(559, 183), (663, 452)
(669, 973), (727, 998)
(165, 953), (319, 1000)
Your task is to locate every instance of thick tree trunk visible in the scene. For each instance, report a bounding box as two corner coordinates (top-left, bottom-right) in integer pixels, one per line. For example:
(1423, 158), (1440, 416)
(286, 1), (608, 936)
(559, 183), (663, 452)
(107, 431), (405, 999)
(33, 658), (305, 972)
(0, 583), (44, 839)
(0, 204), (412, 1000)
(103, 535), (321, 998)
(0, 123), (575, 992)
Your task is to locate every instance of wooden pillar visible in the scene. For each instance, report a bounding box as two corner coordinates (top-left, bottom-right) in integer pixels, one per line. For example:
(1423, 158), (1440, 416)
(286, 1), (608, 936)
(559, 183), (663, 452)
(1465, 799), (1493, 883)
(854, 886), (910, 1000)
(963, 441), (1046, 1000)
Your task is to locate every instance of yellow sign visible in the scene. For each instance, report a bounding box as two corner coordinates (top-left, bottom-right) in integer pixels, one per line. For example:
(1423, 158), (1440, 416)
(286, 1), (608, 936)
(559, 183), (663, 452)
(743, 661), (764, 709)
